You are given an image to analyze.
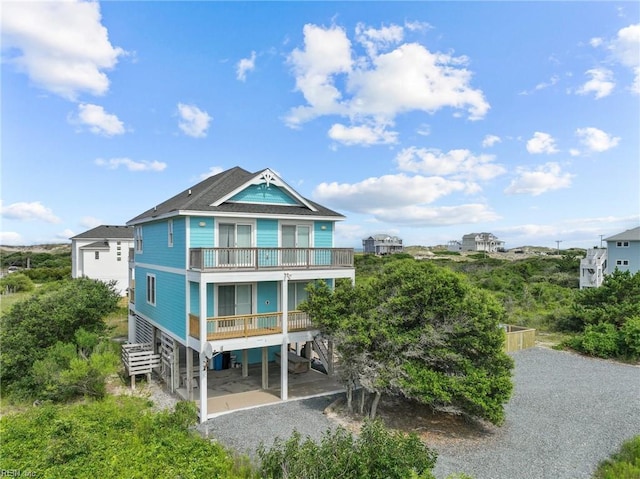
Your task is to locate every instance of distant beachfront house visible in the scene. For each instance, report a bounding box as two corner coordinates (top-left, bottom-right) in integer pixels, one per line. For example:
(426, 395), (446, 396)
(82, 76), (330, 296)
(447, 240), (462, 252)
(462, 233), (504, 253)
(579, 226), (640, 289)
(362, 234), (404, 255)
(71, 225), (134, 295)
(579, 248), (607, 289)
(604, 226), (640, 275)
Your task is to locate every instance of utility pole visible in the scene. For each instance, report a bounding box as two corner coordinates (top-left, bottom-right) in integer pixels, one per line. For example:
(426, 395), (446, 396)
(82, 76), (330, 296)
(555, 240), (562, 255)
(599, 235), (604, 248)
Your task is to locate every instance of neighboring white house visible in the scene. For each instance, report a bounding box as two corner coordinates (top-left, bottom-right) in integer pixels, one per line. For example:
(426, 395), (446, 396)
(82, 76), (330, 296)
(71, 225), (134, 295)
(462, 233), (505, 252)
(579, 248), (607, 289)
(362, 234), (404, 255)
(604, 226), (640, 275)
(447, 240), (462, 252)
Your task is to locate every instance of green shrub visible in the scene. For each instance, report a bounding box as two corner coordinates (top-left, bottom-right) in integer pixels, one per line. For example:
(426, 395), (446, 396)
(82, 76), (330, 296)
(593, 436), (640, 479)
(0, 272), (35, 293)
(569, 323), (621, 358)
(620, 316), (640, 359)
(258, 419), (437, 479)
(0, 396), (251, 478)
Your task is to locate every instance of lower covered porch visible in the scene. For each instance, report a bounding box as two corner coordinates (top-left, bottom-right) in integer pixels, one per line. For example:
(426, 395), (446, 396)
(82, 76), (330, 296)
(178, 360), (343, 416)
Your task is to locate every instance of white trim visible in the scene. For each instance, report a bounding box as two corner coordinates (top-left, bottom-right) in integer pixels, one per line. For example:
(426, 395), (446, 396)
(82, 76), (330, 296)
(135, 262), (185, 275)
(211, 168), (318, 212)
(168, 219), (174, 247)
(187, 268), (355, 284)
(146, 273), (156, 306)
(128, 210), (344, 225)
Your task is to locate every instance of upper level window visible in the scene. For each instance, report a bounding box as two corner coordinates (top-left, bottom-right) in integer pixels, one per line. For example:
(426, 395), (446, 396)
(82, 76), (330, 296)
(168, 219), (174, 247)
(146, 274), (156, 306)
(95, 251), (100, 260)
(616, 260), (629, 266)
(135, 226), (143, 253)
(616, 241), (630, 247)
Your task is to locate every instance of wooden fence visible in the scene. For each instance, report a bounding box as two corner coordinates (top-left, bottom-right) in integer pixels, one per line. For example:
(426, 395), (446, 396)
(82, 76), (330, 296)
(503, 325), (536, 352)
(121, 343), (161, 389)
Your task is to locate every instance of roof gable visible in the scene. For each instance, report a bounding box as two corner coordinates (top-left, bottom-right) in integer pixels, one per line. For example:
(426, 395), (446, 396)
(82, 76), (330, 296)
(127, 166), (342, 224)
(212, 169), (317, 212)
(605, 226), (640, 242)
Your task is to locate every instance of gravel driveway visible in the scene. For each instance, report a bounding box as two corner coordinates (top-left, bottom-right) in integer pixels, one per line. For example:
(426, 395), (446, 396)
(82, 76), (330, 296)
(199, 347), (640, 479)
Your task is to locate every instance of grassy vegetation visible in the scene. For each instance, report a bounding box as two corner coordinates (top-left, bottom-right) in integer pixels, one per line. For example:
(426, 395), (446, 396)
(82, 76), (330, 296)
(0, 290), (31, 315)
(104, 297), (130, 338)
(593, 436), (640, 479)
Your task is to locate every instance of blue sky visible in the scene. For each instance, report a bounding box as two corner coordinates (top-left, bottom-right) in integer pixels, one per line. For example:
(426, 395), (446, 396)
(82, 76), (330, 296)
(2, 1), (639, 250)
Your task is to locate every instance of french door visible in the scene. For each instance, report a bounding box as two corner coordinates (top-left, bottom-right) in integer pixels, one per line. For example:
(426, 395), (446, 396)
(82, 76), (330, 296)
(218, 223), (252, 266)
(282, 225), (310, 265)
(217, 284), (252, 329)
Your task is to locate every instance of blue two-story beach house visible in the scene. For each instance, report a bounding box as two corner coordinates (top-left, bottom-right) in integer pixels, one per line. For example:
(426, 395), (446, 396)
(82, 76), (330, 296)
(126, 167), (355, 421)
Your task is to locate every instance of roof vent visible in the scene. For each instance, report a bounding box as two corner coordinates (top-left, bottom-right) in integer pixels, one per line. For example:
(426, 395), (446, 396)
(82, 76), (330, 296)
(188, 189), (192, 196)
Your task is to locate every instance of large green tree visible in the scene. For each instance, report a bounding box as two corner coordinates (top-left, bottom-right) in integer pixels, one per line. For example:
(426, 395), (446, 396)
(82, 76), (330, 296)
(303, 259), (514, 425)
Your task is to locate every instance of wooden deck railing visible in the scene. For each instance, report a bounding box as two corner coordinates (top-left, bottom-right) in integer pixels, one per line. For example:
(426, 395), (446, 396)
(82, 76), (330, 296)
(188, 310), (314, 340)
(504, 325), (536, 352)
(189, 247), (354, 271)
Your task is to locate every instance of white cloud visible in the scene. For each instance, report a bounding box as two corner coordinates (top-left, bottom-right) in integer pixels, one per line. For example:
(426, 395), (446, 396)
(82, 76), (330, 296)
(80, 216), (102, 228)
(482, 134), (501, 148)
(95, 157), (167, 172)
(285, 22), (489, 137)
(75, 103), (125, 136)
(577, 68), (615, 99)
(1, 0), (125, 100)
(569, 148), (581, 157)
(355, 22), (404, 57)
(177, 103), (212, 138)
(416, 124), (431, 136)
(519, 75), (559, 95)
(610, 24), (640, 69)
(0, 231), (23, 246)
(0, 201), (61, 223)
(526, 132), (559, 154)
(199, 166), (224, 180)
(313, 173), (499, 226)
(576, 127), (620, 152)
(395, 147), (506, 181)
(372, 203), (500, 226)
(59, 229), (76, 240)
(504, 162), (573, 196)
(328, 123), (398, 146)
(236, 51), (256, 81)
(610, 24), (640, 94)
(314, 174), (467, 211)
(590, 37), (604, 47)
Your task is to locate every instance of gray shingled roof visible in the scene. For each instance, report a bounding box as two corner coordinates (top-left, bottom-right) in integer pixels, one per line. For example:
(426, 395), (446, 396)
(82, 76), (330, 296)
(71, 225), (134, 240)
(605, 226), (640, 242)
(80, 240), (111, 249)
(127, 166), (345, 224)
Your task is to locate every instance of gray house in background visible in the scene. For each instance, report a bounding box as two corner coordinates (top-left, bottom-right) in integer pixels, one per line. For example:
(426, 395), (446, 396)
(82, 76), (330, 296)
(462, 233), (505, 252)
(363, 234), (404, 255)
(604, 226), (640, 275)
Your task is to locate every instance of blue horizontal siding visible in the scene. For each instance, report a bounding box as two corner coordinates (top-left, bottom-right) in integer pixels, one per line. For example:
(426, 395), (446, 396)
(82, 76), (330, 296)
(136, 267), (186, 339)
(137, 219), (185, 268)
(230, 184), (298, 205)
(190, 217), (215, 248)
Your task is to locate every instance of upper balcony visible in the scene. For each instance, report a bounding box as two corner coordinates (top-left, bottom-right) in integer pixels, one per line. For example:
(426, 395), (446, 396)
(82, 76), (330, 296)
(189, 247), (354, 272)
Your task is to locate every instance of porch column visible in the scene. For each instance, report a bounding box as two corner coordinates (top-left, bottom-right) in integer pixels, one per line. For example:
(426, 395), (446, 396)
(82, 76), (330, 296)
(261, 346), (269, 389)
(172, 339), (180, 392)
(242, 350), (249, 377)
(199, 280), (208, 423)
(281, 273), (290, 400)
(186, 346), (193, 400)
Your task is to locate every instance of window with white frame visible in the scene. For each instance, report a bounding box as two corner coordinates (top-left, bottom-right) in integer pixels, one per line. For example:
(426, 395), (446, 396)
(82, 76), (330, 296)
(135, 226), (143, 253)
(616, 241), (630, 247)
(288, 281), (310, 311)
(217, 284), (252, 329)
(616, 260), (630, 266)
(146, 274), (156, 306)
(168, 219), (174, 247)
(95, 251), (100, 260)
